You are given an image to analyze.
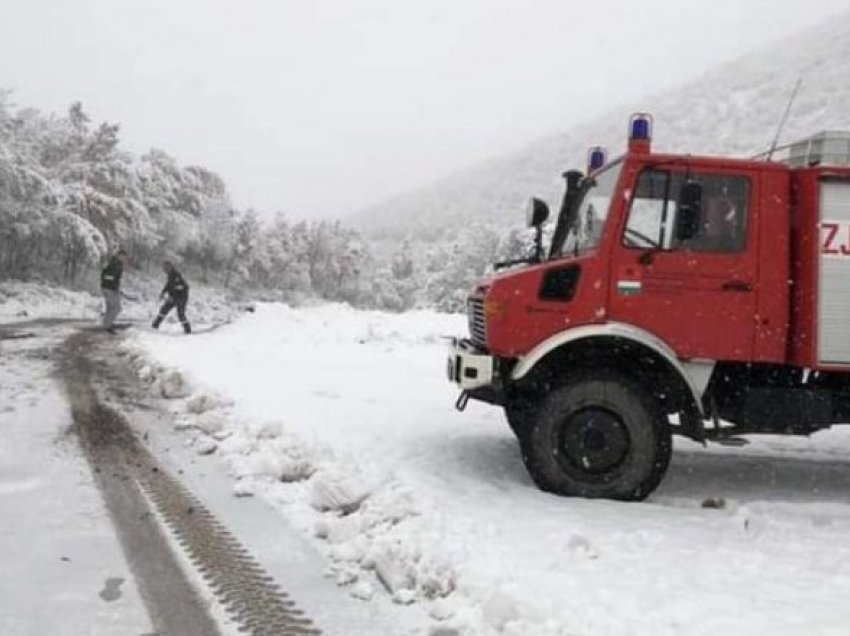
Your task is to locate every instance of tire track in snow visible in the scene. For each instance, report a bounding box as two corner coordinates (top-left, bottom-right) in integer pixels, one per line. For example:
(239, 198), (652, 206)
(61, 330), (321, 636)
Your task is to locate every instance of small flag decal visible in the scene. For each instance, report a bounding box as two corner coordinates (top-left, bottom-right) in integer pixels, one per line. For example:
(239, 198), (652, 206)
(617, 280), (642, 296)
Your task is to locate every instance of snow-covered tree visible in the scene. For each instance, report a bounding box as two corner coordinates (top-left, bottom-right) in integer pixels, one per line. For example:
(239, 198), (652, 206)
(0, 92), (388, 306)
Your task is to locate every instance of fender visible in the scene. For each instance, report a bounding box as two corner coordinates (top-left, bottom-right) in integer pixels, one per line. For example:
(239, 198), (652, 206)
(510, 322), (712, 415)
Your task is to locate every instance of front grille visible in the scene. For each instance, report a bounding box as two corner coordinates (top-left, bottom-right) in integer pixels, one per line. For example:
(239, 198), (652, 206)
(467, 297), (487, 347)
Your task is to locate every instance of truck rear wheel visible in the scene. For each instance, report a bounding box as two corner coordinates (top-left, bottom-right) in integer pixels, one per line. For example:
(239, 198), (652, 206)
(520, 371), (671, 500)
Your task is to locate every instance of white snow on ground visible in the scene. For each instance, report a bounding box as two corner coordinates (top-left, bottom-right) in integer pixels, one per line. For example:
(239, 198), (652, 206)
(0, 327), (151, 635)
(0, 279), (238, 327)
(0, 281), (101, 323)
(130, 303), (850, 636)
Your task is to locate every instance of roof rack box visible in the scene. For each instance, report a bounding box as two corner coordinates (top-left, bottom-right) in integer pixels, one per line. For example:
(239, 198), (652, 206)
(787, 131), (850, 168)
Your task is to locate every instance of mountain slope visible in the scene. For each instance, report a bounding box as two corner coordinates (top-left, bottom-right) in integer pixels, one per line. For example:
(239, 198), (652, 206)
(352, 14), (850, 239)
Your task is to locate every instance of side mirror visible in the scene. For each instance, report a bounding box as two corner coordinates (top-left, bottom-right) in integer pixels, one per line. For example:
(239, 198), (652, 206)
(526, 197), (550, 228)
(675, 181), (703, 241)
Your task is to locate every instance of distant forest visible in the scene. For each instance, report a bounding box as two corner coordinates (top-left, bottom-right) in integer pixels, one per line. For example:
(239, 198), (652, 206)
(0, 92), (528, 311)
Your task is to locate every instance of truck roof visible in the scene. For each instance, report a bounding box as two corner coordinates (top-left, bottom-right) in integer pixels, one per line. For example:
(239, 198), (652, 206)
(599, 151), (791, 175)
(612, 149), (850, 178)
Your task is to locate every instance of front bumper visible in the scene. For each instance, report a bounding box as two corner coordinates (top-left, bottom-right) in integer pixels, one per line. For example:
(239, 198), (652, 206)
(446, 337), (495, 390)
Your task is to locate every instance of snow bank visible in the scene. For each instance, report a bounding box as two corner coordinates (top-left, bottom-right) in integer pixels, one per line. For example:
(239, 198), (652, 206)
(125, 304), (501, 631)
(0, 281), (100, 323)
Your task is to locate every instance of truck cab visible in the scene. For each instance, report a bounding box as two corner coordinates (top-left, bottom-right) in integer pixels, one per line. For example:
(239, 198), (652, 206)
(448, 115), (850, 500)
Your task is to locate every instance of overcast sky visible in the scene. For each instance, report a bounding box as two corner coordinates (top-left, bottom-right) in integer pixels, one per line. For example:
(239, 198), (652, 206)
(1, 0), (849, 218)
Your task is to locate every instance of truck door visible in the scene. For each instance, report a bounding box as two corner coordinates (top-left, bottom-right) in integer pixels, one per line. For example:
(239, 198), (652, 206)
(607, 167), (758, 361)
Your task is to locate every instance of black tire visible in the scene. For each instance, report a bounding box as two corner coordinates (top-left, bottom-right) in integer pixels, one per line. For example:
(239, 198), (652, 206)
(520, 370), (672, 500)
(505, 398), (535, 440)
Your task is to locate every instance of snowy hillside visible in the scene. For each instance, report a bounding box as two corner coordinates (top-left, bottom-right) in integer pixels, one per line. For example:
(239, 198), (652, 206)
(352, 14), (850, 238)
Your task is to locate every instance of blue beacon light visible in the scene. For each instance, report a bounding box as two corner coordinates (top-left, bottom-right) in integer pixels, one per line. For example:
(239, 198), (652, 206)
(587, 146), (607, 172)
(629, 113), (653, 141)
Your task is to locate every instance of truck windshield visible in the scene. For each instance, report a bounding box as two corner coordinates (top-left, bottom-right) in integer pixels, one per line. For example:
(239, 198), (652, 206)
(551, 161), (623, 258)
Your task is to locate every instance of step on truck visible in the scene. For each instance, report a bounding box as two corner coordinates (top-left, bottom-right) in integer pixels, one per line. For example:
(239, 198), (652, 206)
(447, 113), (850, 500)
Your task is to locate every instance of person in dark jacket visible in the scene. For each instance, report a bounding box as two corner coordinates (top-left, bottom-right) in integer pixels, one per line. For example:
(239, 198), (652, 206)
(101, 248), (128, 333)
(152, 260), (192, 334)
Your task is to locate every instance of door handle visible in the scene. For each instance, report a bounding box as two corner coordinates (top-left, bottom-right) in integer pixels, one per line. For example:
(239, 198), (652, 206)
(722, 280), (753, 292)
(638, 251), (655, 266)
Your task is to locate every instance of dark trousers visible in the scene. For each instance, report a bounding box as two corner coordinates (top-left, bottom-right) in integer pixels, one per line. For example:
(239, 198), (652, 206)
(154, 293), (191, 332)
(102, 288), (121, 328)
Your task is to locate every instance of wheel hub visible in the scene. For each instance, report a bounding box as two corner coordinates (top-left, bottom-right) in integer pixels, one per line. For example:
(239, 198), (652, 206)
(558, 407), (630, 475)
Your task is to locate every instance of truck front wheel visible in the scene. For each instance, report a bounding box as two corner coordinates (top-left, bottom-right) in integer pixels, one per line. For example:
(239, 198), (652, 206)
(505, 398), (535, 440)
(520, 371), (671, 500)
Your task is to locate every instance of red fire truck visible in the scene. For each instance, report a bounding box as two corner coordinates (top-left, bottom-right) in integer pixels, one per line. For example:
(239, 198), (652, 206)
(447, 114), (850, 500)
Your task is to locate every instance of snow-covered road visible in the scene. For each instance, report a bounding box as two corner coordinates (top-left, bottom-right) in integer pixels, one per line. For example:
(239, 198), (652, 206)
(0, 324), (151, 636)
(129, 303), (850, 636)
(2, 317), (412, 636)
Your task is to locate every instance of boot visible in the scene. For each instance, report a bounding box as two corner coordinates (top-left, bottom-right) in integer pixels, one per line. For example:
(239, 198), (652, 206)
(152, 316), (162, 329)
(182, 321), (191, 335)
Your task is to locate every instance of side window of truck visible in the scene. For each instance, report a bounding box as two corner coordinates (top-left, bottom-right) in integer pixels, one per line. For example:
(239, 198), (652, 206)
(623, 169), (670, 249)
(624, 170), (750, 253)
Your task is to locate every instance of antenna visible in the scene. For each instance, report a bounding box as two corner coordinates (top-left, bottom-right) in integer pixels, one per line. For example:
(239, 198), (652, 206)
(766, 78), (802, 161)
